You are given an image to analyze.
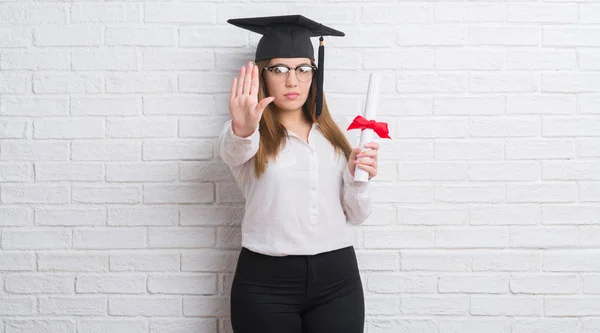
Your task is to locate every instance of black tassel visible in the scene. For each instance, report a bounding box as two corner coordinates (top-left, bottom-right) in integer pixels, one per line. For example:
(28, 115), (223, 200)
(316, 30), (324, 118)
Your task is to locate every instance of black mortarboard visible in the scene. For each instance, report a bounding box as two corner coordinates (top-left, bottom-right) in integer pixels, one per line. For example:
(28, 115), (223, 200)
(227, 15), (345, 117)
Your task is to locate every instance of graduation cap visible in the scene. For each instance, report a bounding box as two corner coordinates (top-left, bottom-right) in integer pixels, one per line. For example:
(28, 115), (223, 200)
(227, 15), (345, 117)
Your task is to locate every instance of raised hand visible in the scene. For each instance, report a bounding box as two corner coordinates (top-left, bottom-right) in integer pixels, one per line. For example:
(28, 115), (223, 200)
(229, 61), (275, 138)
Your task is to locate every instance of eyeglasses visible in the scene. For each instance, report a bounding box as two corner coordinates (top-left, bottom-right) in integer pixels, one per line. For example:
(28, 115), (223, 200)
(263, 65), (317, 83)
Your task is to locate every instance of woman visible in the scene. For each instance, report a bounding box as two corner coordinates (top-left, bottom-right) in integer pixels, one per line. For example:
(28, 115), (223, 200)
(218, 15), (380, 333)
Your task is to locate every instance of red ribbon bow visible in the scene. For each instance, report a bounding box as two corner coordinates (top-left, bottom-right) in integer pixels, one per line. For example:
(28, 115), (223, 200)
(347, 115), (391, 139)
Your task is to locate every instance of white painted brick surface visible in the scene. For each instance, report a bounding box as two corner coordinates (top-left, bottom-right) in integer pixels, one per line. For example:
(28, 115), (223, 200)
(1, 1), (599, 332)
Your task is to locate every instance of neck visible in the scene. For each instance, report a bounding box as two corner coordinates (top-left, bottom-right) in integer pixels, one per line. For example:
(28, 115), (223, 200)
(278, 107), (311, 129)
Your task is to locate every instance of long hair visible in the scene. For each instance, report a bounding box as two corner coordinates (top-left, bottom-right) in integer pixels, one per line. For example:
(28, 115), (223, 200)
(253, 59), (352, 178)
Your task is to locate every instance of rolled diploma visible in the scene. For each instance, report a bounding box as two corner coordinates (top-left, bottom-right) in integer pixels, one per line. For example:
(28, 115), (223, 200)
(354, 73), (380, 182)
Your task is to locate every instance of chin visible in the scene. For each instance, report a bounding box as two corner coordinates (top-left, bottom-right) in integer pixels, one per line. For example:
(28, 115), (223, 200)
(274, 99), (306, 112)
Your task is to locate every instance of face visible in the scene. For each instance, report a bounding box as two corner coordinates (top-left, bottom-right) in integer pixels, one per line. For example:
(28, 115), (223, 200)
(262, 57), (314, 112)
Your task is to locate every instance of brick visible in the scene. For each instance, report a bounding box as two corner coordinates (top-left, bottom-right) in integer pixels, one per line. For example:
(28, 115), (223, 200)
(435, 140), (504, 160)
(71, 3), (140, 23)
(33, 72), (102, 93)
(179, 205), (243, 226)
(506, 139), (574, 160)
(0, 27), (32, 47)
(35, 208), (105, 226)
(0, 207), (32, 226)
(544, 27), (600, 47)
(364, 228), (434, 249)
(5, 319), (74, 333)
(507, 95), (576, 115)
(510, 274), (580, 294)
(510, 226), (578, 248)
(77, 319), (147, 333)
(439, 275), (508, 293)
(473, 251), (541, 272)
(0, 119), (28, 138)
(143, 139), (213, 160)
(145, 3), (215, 23)
(507, 4), (578, 23)
(0, 162), (32, 181)
(0, 298), (34, 315)
(180, 26), (245, 47)
(435, 49), (503, 70)
(143, 49), (212, 70)
(108, 207), (177, 226)
(179, 116), (230, 138)
(546, 297), (600, 316)
(34, 25), (102, 46)
(149, 319), (217, 333)
(543, 117), (600, 137)
(581, 182), (600, 202)
(109, 296), (181, 316)
(1, 49), (69, 70)
(469, 73), (539, 93)
(398, 163), (467, 181)
(367, 273), (437, 293)
(402, 295), (469, 315)
(470, 205), (540, 225)
(106, 162), (177, 182)
(397, 205), (468, 225)
(144, 95), (214, 116)
(71, 140), (140, 161)
(181, 249), (238, 272)
(542, 205), (600, 225)
(1, 184), (69, 204)
(72, 186), (140, 204)
(76, 274), (146, 294)
(371, 184), (433, 203)
(37, 252), (108, 272)
(34, 118), (104, 139)
(469, 27), (539, 46)
(543, 161), (600, 180)
(469, 162), (540, 182)
(38, 296), (106, 315)
(362, 4), (432, 24)
(1, 96), (68, 116)
(580, 4), (600, 24)
(106, 72), (174, 93)
(148, 274), (217, 295)
(579, 95), (600, 114)
(5, 274), (74, 294)
(0, 72), (31, 93)
(73, 228), (146, 249)
(471, 295), (541, 316)
(180, 162), (235, 182)
(107, 27), (176, 46)
(507, 183), (578, 203)
(397, 26), (468, 45)
(144, 184), (214, 204)
(434, 96), (504, 115)
(401, 250), (470, 271)
(435, 3), (505, 22)
(506, 49), (576, 70)
(396, 73), (467, 93)
(148, 227), (216, 248)
(183, 296), (230, 317)
(35, 163), (103, 181)
(2, 229), (71, 249)
(469, 117), (540, 137)
(0, 4), (66, 24)
(110, 251), (180, 272)
(544, 250), (600, 272)
(435, 227), (509, 248)
(72, 48), (137, 70)
(0, 252), (34, 271)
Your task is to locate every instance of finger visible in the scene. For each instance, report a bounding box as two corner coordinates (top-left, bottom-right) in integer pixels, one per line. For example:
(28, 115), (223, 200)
(357, 150), (377, 158)
(254, 96), (275, 115)
(237, 66), (245, 97)
(230, 77), (238, 100)
(249, 64), (259, 97)
(242, 61), (253, 95)
(355, 157), (375, 166)
(356, 163), (377, 178)
(364, 142), (380, 150)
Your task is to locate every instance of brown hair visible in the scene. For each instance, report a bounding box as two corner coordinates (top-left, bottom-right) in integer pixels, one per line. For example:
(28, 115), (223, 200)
(253, 59), (352, 178)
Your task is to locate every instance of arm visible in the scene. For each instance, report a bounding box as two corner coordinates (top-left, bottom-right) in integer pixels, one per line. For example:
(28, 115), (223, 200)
(341, 163), (373, 225)
(218, 120), (260, 168)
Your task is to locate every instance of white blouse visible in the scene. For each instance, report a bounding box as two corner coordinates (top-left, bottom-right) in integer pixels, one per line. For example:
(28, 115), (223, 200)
(218, 120), (373, 256)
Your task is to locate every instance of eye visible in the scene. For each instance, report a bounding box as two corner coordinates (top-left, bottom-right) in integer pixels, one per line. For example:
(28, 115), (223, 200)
(272, 66), (290, 74)
(297, 66), (313, 73)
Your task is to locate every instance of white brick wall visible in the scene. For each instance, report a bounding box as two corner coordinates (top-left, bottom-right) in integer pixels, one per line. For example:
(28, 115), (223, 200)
(0, 1), (599, 332)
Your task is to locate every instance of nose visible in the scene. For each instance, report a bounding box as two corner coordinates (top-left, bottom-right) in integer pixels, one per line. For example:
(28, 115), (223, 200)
(285, 71), (299, 87)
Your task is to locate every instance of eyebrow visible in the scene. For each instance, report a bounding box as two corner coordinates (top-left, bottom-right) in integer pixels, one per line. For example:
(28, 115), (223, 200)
(268, 62), (312, 67)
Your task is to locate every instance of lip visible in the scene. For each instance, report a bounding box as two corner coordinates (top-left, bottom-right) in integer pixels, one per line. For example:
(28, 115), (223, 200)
(284, 93), (299, 100)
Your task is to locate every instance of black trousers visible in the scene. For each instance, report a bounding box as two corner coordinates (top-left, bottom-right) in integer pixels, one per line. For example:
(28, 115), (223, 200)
(230, 245), (365, 333)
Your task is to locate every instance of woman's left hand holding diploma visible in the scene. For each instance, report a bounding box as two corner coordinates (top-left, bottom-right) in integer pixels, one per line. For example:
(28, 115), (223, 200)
(347, 141), (380, 180)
